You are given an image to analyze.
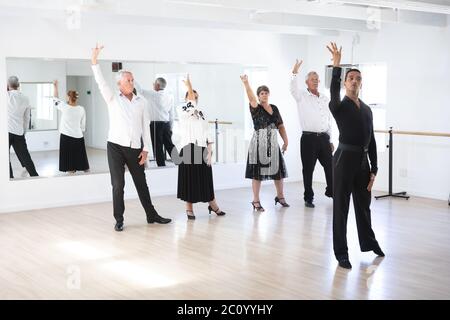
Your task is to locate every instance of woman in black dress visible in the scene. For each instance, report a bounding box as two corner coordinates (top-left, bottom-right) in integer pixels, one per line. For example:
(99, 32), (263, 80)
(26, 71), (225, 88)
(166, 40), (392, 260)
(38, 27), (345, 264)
(240, 75), (289, 211)
(177, 75), (226, 220)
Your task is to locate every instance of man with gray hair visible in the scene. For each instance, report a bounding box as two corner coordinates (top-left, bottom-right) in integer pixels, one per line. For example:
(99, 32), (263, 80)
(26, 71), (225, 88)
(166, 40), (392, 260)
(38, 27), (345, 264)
(7, 75), (39, 179)
(91, 44), (171, 232)
(290, 59), (334, 208)
(136, 77), (176, 167)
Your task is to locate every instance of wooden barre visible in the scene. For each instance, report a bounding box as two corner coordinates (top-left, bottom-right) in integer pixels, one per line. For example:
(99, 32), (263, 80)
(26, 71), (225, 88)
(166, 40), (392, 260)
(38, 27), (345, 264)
(374, 129), (450, 138)
(208, 121), (233, 125)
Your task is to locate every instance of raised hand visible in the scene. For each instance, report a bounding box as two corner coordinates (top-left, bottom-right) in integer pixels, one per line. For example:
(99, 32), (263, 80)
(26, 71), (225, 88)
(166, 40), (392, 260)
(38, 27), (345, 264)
(182, 74), (192, 89)
(183, 74), (196, 101)
(53, 80), (59, 98)
(91, 43), (104, 65)
(292, 59), (303, 74)
(240, 75), (248, 83)
(326, 42), (342, 67)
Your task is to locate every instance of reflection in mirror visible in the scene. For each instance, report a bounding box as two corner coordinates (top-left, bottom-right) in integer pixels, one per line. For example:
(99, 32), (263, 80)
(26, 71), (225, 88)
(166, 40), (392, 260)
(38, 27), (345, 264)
(20, 82), (57, 131)
(6, 57), (268, 180)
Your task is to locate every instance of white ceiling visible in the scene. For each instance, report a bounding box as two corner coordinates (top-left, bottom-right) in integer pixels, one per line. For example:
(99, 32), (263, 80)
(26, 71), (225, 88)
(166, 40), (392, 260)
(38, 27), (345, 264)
(0, 0), (448, 35)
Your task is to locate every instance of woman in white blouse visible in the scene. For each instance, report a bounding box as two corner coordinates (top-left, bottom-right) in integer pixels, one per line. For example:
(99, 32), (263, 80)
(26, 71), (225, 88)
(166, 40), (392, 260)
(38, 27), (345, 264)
(53, 80), (89, 174)
(177, 75), (226, 220)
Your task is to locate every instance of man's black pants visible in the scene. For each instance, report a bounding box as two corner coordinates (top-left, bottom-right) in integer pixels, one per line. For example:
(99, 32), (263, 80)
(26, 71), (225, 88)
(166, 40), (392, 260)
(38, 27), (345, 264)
(9, 132), (39, 179)
(300, 132), (333, 202)
(107, 141), (156, 223)
(332, 146), (380, 261)
(150, 121), (175, 167)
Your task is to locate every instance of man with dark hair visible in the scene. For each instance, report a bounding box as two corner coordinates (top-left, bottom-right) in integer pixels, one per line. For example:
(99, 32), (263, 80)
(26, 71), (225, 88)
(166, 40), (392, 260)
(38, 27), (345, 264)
(7, 75), (39, 179)
(136, 77), (176, 167)
(327, 42), (385, 269)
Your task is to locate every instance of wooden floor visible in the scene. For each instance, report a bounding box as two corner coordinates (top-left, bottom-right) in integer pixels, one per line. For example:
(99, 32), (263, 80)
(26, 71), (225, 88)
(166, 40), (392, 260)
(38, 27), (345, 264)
(0, 182), (449, 300)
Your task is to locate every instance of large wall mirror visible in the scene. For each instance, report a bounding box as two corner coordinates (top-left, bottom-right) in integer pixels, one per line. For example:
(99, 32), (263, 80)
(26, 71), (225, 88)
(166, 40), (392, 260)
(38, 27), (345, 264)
(6, 57), (268, 180)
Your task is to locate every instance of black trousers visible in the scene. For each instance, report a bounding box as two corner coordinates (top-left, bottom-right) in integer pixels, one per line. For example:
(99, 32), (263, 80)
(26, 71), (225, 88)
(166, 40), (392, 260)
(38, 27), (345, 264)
(150, 121), (175, 167)
(300, 133), (333, 202)
(332, 147), (380, 261)
(107, 141), (156, 224)
(9, 132), (39, 179)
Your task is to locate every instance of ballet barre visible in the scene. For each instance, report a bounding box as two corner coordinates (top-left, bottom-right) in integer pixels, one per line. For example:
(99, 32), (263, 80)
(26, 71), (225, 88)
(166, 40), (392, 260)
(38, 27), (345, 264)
(208, 119), (233, 162)
(374, 128), (450, 200)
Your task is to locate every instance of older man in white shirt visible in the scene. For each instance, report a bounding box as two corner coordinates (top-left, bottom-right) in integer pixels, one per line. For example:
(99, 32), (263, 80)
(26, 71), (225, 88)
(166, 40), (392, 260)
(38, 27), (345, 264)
(7, 76), (39, 179)
(91, 44), (171, 231)
(136, 78), (176, 167)
(290, 59), (334, 208)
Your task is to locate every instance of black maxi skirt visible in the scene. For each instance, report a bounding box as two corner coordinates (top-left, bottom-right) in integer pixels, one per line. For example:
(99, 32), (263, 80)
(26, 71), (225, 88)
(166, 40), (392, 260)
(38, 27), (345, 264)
(177, 143), (215, 203)
(59, 133), (90, 172)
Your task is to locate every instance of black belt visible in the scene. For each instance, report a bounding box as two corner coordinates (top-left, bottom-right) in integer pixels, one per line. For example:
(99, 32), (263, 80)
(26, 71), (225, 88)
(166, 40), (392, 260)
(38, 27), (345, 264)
(338, 143), (368, 153)
(302, 131), (328, 136)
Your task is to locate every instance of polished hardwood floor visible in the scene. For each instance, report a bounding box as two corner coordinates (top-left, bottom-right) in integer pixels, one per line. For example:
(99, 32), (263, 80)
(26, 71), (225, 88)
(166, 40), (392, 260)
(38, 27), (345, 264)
(0, 182), (449, 299)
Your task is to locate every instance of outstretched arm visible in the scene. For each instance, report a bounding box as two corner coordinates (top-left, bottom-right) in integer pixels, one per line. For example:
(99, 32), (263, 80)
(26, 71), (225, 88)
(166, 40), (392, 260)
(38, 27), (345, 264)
(52, 80), (66, 110)
(53, 80), (59, 98)
(327, 42), (343, 115)
(183, 74), (195, 102)
(240, 75), (258, 108)
(91, 43), (114, 102)
(290, 59), (303, 101)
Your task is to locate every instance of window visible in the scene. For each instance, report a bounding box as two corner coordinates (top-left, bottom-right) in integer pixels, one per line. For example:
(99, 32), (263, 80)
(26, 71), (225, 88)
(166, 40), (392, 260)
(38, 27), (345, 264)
(36, 83), (54, 121)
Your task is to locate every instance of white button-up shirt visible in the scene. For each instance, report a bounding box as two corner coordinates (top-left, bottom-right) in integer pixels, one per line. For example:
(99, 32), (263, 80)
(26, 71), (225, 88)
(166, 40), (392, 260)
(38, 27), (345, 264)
(92, 64), (151, 152)
(290, 74), (333, 139)
(8, 90), (31, 136)
(178, 100), (214, 148)
(135, 83), (175, 126)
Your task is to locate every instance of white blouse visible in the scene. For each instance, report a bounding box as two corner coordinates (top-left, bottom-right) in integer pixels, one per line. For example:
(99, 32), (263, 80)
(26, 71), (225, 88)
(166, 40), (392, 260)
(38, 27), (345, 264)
(178, 100), (214, 148)
(54, 98), (86, 139)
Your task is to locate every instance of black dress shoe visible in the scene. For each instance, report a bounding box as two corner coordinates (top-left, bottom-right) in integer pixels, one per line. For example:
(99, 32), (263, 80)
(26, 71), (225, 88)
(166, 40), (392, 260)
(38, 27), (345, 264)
(114, 222), (124, 232)
(338, 259), (352, 269)
(147, 214), (172, 224)
(305, 201), (315, 208)
(373, 247), (385, 257)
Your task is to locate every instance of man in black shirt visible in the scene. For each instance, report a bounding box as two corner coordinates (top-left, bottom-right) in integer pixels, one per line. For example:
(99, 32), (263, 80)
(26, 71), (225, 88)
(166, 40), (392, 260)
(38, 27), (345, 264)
(327, 42), (385, 269)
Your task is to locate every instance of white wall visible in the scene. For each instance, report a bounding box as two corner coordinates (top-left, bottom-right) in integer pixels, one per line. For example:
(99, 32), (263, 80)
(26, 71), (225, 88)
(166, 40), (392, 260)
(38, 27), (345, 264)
(0, 16), (306, 213)
(2, 15), (447, 214)
(305, 23), (450, 200)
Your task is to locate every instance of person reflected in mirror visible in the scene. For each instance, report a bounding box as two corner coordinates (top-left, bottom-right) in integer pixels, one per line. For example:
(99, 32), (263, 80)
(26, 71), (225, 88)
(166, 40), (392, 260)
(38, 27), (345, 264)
(177, 74), (226, 220)
(52, 80), (90, 175)
(327, 42), (384, 270)
(240, 75), (289, 212)
(135, 77), (176, 167)
(7, 75), (39, 179)
(91, 43), (171, 231)
(290, 59), (334, 208)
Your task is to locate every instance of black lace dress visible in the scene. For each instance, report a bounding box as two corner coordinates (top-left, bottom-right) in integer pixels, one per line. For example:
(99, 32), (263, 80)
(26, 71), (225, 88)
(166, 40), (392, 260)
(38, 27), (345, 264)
(245, 104), (288, 181)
